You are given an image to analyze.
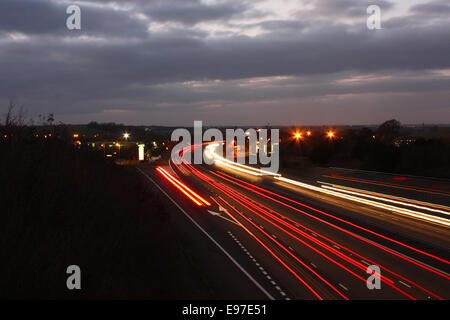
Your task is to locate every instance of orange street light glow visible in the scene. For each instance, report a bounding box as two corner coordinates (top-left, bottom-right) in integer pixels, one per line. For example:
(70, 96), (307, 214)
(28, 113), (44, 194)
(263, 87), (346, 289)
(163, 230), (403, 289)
(327, 130), (335, 139)
(294, 132), (302, 139)
(73, 134), (79, 138)
(307, 131), (312, 136)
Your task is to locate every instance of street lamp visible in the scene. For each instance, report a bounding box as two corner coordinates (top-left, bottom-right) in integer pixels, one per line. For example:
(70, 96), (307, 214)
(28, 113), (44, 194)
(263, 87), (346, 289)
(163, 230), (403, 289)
(123, 133), (130, 140)
(327, 130), (335, 139)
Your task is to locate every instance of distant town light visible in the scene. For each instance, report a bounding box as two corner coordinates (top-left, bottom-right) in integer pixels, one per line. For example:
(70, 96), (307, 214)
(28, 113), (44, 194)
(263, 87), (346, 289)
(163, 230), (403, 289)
(138, 144), (145, 161)
(73, 133), (79, 138)
(123, 133), (130, 140)
(306, 131), (312, 136)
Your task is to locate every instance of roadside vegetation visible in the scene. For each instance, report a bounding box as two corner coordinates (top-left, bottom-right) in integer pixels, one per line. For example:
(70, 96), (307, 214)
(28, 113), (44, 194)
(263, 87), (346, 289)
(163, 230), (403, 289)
(0, 103), (213, 299)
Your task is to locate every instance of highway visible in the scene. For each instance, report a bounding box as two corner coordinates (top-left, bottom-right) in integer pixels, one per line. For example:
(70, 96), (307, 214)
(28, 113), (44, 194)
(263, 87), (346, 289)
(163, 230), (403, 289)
(137, 143), (450, 300)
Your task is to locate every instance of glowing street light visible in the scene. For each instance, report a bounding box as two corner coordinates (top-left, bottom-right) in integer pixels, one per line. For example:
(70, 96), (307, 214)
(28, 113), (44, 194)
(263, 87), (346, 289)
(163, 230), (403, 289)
(294, 132), (302, 140)
(123, 133), (130, 140)
(306, 131), (312, 137)
(327, 130), (335, 139)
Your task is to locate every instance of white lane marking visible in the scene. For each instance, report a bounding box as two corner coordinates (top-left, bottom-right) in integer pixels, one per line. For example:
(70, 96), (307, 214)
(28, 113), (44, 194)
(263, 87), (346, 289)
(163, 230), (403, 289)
(360, 260), (371, 266)
(310, 262), (317, 268)
(399, 280), (412, 288)
(338, 283), (348, 291)
(228, 231), (290, 300)
(207, 210), (242, 226)
(137, 167), (274, 300)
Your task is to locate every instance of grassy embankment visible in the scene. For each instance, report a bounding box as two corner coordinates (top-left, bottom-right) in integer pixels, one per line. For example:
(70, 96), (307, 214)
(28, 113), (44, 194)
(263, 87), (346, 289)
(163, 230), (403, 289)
(0, 137), (214, 299)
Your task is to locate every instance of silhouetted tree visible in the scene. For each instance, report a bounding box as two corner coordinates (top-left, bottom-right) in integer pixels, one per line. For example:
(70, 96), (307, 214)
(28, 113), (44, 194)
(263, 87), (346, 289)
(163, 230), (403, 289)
(376, 119), (401, 144)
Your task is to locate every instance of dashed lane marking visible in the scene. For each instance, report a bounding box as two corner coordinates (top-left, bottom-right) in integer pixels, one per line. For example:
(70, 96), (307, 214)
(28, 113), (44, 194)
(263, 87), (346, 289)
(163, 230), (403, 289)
(227, 231), (291, 301)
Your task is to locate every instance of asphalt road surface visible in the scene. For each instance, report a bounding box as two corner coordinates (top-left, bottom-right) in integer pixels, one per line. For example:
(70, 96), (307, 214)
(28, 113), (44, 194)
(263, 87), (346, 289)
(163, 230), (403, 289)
(136, 149), (450, 300)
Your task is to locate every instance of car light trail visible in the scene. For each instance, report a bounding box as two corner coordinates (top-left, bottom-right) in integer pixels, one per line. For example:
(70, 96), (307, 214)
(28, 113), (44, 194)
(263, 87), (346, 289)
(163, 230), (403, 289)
(211, 171), (450, 275)
(214, 159), (263, 176)
(206, 143), (449, 225)
(274, 176), (450, 227)
(215, 190), (353, 299)
(206, 143), (281, 177)
(158, 166), (211, 206)
(320, 184), (450, 216)
(172, 145), (449, 299)
(178, 158), (444, 299)
(216, 181), (444, 299)
(156, 167), (210, 206)
(215, 183), (420, 300)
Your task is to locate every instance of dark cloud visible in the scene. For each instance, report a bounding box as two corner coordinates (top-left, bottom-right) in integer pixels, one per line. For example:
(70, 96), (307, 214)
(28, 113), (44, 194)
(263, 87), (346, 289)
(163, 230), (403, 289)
(0, 0), (449, 125)
(0, 0), (149, 37)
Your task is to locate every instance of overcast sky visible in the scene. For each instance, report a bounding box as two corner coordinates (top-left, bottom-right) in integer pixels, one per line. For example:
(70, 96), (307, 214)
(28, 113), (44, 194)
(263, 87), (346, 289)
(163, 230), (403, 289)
(0, 0), (449, 126)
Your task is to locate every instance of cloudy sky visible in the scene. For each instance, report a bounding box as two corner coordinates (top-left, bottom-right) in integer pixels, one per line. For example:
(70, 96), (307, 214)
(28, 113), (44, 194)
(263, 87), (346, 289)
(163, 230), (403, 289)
(0, 0), (449, 126)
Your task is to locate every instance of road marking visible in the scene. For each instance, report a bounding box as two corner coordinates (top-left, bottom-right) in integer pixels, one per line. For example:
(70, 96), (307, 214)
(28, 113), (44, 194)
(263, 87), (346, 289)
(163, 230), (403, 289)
(207, 210), (242, 226)
(310, 262), (317, 268)
(137, 167), (274, 300)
